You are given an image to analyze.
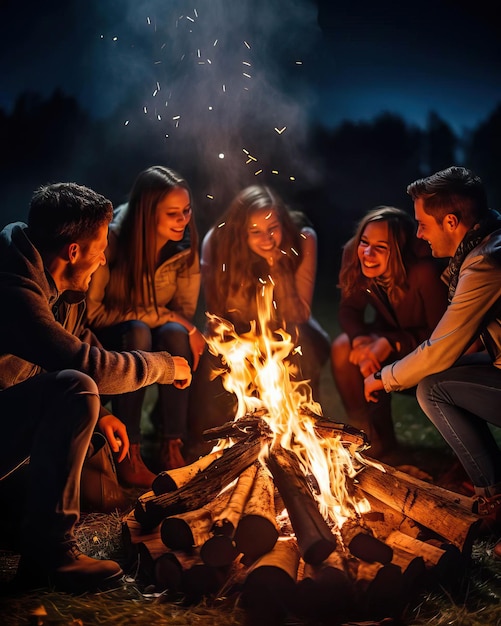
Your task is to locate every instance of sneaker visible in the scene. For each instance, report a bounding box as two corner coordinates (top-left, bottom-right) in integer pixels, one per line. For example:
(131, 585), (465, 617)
(14, 542), (123, 593)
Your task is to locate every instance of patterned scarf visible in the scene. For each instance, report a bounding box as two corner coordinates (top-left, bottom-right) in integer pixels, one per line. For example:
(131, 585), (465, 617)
(447, 208), (501, 302)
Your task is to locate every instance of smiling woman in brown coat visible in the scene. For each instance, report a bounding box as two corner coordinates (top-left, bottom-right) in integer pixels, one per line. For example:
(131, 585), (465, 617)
(331, 205), (448, 459)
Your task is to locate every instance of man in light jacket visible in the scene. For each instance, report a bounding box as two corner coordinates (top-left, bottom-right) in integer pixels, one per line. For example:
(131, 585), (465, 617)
(364, 166), (501, 536)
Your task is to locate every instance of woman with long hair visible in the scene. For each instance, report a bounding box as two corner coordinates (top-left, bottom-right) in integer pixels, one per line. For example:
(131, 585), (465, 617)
(86, 165), (205, 487)
(331, 205), (448, 459)
(187, 185), (330, 458)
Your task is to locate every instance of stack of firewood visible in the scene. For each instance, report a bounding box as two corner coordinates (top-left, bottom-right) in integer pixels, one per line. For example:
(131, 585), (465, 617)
(122, 416), (482, 624)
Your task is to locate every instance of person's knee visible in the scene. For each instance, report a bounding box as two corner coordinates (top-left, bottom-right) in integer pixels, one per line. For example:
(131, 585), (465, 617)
(416, 375), (435, 411)
(55, 370), (99, 397)
(122, 320), (152, 351)
(54, 370), (100, 428)
(331, 333), (350, 368)
(156, 322), (190, 356)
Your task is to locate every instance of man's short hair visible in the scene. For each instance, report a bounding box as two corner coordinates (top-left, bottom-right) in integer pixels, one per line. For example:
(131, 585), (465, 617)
(27, 182), (113, 254)
(407, 166), (488, 228)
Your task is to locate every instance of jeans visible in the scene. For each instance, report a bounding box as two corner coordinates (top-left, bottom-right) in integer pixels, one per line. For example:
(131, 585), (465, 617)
(97, 320), (192, 442)
(0, 370), (100, 551)
(416, 353), (501, 494)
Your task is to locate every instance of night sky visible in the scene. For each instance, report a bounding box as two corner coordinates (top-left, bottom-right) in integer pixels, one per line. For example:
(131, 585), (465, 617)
(1, 0), (500, 134)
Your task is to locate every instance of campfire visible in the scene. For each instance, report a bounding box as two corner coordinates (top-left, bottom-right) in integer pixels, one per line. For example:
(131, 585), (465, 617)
(124, 285), (483, 623)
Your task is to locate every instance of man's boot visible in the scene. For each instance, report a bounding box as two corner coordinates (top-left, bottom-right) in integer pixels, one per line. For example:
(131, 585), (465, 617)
(160, 437), (186, 470)
(115, 443), (156, 489)
(14, 540), (123, 593)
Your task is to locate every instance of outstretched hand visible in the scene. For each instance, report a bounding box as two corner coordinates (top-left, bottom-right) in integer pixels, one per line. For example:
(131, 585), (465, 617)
(172, 356), (192, 389)
(364, 372), (385, 403)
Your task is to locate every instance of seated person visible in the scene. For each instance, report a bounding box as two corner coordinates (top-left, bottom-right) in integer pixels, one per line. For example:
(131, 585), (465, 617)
(331, 205), (448, 459)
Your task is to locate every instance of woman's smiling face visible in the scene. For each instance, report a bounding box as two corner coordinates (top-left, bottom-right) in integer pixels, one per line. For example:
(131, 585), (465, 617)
(247, 208), (282, 259)
(357, 220), (390, 278)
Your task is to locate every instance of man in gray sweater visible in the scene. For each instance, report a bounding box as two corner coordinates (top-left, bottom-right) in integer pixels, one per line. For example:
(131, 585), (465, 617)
(0, 182), (191, 592)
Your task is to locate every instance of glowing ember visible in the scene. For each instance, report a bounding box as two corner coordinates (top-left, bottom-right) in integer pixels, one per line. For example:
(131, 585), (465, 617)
(205, 283), (369, 528)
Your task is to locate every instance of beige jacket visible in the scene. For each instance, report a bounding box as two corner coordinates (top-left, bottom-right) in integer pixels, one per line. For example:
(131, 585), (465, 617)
(86, 206), (201, 330)
(381, 228), (501, 392)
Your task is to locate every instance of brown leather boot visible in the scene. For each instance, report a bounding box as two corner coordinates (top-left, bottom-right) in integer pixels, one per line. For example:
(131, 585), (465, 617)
(81, 433), (128, 513)
(160, 438), (186, 470)
(115, 443), (156, 489)
(15, 541), (123, 593)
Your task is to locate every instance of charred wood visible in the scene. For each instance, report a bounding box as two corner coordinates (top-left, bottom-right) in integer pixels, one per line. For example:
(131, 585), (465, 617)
(355, 457), (481, 553)
(134, 435), (266, 530)
(265, 445), (337, 564)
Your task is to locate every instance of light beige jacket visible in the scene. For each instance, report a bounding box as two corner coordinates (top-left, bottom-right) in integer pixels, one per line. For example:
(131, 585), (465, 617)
(86, 206), (201, 330)
(381, 229), (501, 392)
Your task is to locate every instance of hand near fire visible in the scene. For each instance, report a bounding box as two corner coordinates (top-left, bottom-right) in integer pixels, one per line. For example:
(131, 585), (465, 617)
(350, 335), (393, 377)
(98, 414), (130, 463)
(172, 356), (192, 389)
(364, 371), (385, 403)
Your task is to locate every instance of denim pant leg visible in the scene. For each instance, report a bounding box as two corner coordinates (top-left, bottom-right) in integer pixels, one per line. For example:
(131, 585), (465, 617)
(153, 322), (192, 440)
(96, 321), (151, 443)
(0, 370), (100, 551)
(416, 355), (501, 492)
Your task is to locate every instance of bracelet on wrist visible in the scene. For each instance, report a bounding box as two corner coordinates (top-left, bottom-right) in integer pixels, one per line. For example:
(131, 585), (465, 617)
(188, 327), (197, 336)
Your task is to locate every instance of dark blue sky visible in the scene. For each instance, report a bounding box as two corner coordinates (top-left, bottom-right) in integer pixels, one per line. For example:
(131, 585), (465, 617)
(1, 0), (500, 134)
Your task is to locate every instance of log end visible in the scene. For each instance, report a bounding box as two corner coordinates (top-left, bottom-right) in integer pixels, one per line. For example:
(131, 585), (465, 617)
(200, 534), (239, 568)
(302, 537), (337, 565)
(234, 514), (279, 561)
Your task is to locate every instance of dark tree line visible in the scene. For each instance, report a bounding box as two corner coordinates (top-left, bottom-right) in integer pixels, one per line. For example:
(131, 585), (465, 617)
(1, 89), (500, 283)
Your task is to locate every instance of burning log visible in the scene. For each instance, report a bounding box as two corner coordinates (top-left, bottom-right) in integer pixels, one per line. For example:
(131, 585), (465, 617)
(240, 537), (300, 624)
(339, 518), (393, 564)
(203, 413), (369, 450)
(200, 464), (258, 567)
(384, 530), (465, 591)
(134, 434), (267, 530)
(234, 463), (279, 565)
(294, 551), (355, 622)
(134, 536), (223, 598)
(152, 449), (224, 495)
(355, 457), (482, 553)
(160, 489), (232, 552)
(350, 560), (406, 621)
(358, 492), (422, 541)
(265, 444), (337, 565)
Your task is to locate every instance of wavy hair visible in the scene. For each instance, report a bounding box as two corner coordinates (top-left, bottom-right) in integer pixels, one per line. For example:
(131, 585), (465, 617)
(104, 166), (198, 315)
(339, 206), (416, 302)
(204, 185), (305, 316)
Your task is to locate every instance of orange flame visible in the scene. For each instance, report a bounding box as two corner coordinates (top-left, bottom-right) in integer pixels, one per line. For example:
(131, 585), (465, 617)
(206, 282), (369, 527)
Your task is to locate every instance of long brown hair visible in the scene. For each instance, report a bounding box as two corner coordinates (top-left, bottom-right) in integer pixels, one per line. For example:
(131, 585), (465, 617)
(339, 206), (416, 302)
(104, 166), (198, 315)
(204, 185), (304, 316)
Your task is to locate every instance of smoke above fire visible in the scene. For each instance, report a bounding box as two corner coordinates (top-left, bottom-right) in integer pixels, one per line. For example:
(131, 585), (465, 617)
(87, 0), (324, 206)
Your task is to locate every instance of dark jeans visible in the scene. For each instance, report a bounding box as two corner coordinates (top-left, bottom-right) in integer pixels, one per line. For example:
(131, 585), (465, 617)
(416, 353), (501, 494)
(331, 332), (400, 455)
(0, 370), (100, 552)
(96, 320), (192, 442)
